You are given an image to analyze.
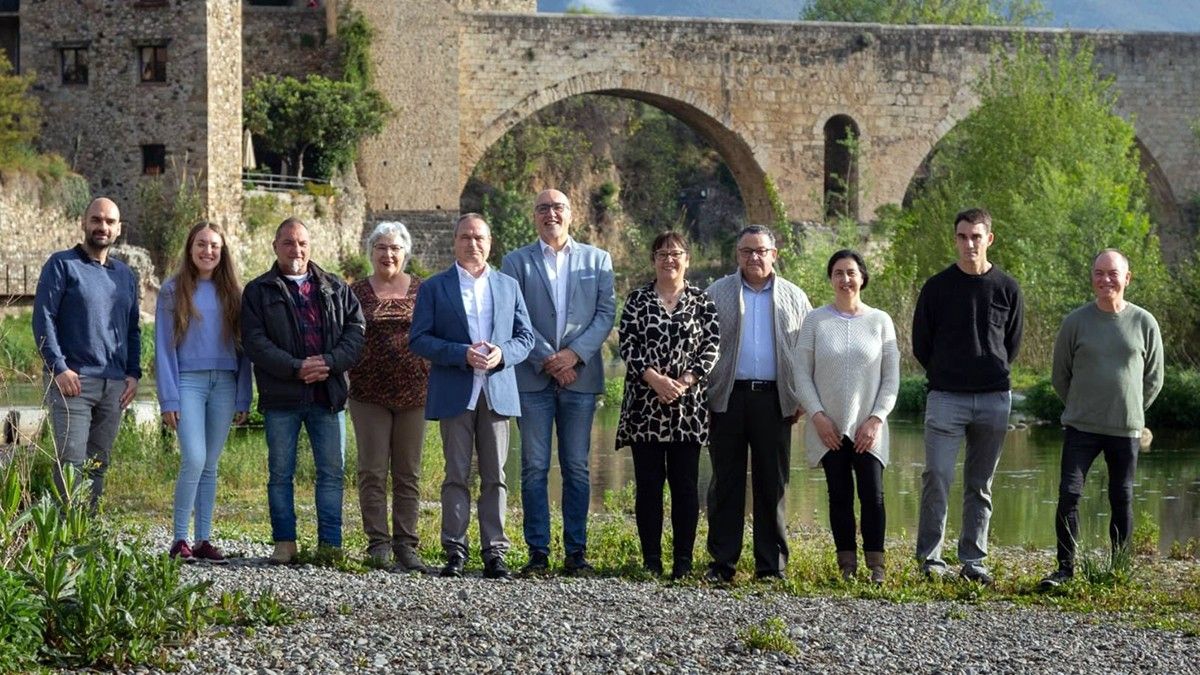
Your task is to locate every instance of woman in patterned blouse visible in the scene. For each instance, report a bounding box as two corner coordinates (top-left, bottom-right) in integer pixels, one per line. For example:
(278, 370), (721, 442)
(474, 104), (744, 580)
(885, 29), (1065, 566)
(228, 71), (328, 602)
(348, 221), (431, 572)
(796, 250), (900, 584)
(617, 231), (720, 579)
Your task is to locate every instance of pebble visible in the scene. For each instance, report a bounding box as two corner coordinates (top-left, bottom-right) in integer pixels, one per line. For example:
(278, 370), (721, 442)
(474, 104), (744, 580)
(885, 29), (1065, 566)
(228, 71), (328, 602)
(151, 537), (1199, 673)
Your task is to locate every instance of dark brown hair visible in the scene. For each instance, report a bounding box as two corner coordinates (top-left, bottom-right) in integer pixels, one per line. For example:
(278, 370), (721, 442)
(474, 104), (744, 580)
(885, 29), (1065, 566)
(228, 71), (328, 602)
(650, 231), (689, 260)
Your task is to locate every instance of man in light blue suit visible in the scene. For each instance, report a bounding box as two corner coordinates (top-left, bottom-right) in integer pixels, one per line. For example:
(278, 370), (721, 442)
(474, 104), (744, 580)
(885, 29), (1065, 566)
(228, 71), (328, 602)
(410, 213), (535, 580)
(500, 189), (616, 575)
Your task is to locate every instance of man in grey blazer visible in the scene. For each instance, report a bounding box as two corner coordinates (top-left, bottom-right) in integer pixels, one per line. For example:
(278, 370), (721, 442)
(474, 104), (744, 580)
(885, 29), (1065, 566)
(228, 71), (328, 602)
(705, 225), (811, 583)
(410, 214), (535, 580)
(500, 189), (616, 575)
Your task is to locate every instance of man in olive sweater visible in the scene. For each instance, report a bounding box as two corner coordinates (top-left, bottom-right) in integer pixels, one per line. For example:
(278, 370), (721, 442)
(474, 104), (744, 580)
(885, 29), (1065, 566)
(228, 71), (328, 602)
(1038, 249), (1163, 590)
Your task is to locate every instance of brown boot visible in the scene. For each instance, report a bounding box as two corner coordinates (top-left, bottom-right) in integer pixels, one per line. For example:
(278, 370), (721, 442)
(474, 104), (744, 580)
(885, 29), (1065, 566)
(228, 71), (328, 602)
(836, 550), (858, 580)
(270, 540), (297, 565)
(865, 551), (885, 584)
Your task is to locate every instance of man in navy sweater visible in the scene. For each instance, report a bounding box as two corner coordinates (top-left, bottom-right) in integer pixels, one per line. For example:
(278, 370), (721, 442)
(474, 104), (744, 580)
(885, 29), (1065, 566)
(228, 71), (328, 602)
(912, 207), (1023, 586)
(33, 197), (142, 510)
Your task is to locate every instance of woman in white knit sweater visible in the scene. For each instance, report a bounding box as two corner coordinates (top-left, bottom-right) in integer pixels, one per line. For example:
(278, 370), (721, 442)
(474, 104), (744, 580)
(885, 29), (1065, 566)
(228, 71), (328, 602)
(796, 250), (900, 583)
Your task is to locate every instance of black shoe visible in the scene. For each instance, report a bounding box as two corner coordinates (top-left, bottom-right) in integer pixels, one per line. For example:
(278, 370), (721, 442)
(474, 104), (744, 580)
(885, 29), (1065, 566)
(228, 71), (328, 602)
(1038, 568), (1073, 591)
(440, 554), (465, 578)
(670, 559), (692, 581)
(704, 566), (734, 584)
(520, 551), (550, 576)
(959, 566), (994, 586)
(643, 556), (664, 577)
(563, 553), (595, 577)
(483, 557), (512, 580)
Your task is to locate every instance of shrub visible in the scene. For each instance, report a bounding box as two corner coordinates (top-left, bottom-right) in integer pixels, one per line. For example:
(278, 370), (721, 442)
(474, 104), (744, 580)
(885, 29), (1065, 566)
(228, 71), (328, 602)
(338, 252), (370, 282)
(1146, 369), (1200, 429)
(1020, 377), (1064, 423)
(893, 375), (928, 415)
(739, 616), (797, 655)
(0, 568), (42, 673)
(0, 456), (212, 669)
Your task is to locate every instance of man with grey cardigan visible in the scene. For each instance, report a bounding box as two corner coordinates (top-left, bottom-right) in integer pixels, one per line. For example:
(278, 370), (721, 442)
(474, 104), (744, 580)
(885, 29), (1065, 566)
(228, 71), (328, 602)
(705, 225), (811, 583)
(1038, 249), (1163, 590)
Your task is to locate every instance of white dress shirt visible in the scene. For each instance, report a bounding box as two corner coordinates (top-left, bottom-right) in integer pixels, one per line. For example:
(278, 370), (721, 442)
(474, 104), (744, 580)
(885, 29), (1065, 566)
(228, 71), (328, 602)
(539, 238), (572, 347)
(457, 263), (494, 411)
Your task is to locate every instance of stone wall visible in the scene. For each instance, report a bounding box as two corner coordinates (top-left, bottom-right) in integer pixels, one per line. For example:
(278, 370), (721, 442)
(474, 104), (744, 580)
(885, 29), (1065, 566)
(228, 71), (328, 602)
(0, 174), (80, 296)
(242, 2), (338, 83)
(205, 0), (243, 232)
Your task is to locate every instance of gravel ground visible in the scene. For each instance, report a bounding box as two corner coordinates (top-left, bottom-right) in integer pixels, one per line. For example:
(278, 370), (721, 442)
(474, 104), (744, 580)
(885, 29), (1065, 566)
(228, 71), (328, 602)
(140, 539), (1200, 674)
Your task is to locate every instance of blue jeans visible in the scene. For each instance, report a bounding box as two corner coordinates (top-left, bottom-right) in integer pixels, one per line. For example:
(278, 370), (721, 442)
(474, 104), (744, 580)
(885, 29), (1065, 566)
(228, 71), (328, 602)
(265, 406), (346, 547)
(172, 370), (237, 542)
(518, 386), (597, 557)
(916, 390), (1011, 573)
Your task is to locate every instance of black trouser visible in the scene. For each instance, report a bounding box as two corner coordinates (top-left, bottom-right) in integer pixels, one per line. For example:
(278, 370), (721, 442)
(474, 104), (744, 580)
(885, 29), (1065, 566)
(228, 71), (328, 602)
(1055, 426), (1139, 572)
(821, 436), (885, 553)
(631, 441), (700, 568)
(706, 383), (791, 576)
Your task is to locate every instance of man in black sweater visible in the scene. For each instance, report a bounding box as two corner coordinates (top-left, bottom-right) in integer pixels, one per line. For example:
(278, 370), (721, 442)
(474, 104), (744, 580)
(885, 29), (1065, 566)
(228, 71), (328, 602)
(912, 208), (1023, 585)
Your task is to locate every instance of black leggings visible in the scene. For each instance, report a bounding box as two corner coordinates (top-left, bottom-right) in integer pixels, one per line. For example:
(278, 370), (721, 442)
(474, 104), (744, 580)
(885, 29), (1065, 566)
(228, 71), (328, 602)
(1055, 426), (1139, 571)
(821, 436), (885, 553)
(631, 441), (700, 565)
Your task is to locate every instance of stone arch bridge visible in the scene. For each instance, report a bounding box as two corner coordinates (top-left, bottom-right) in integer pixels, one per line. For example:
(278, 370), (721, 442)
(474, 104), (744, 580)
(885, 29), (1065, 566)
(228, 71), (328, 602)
(356, 2), (1200, 251)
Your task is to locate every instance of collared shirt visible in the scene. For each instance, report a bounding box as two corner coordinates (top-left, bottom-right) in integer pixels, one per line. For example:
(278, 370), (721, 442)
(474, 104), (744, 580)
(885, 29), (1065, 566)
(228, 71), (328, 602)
(734, 275), (777, 381)
(539, 237), (572, 347)
(457, 263), (494, 411)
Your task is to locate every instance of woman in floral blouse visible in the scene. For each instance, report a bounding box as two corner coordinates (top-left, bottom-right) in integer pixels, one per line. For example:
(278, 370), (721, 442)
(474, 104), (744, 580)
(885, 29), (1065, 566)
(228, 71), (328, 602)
(617, 231), (720, 580)
(348, 221), (431, 572)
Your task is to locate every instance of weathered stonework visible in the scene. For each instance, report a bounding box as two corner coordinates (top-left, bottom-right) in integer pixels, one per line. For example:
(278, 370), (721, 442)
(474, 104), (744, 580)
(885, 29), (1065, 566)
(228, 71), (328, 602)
(242, 3), (337, 83)
(0, 174), (79, 295)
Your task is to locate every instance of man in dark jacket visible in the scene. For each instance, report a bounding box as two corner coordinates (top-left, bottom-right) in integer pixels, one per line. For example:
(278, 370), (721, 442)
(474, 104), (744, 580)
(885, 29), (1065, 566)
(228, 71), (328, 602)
(242, 218), (365, 563)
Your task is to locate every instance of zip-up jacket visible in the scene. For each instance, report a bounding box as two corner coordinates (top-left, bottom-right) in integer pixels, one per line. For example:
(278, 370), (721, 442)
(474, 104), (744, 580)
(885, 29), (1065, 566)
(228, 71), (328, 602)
(241, 261), (365, 411)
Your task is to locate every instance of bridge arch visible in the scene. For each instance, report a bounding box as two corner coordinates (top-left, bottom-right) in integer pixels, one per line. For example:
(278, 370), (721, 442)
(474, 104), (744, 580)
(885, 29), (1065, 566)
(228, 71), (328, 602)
(461, 72), (774, 225)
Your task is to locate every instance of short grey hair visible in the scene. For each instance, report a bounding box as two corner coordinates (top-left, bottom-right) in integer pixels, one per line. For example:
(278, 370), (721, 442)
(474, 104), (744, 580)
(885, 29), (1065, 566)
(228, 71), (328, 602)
(366, 221), (412, 256)
(737, 224), (777, 249)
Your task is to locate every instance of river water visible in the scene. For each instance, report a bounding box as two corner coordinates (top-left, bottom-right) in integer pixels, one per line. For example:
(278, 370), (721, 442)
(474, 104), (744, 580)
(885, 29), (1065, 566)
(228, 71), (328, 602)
(8, 383), (1198, 552)
(510, 405), (1200, 553)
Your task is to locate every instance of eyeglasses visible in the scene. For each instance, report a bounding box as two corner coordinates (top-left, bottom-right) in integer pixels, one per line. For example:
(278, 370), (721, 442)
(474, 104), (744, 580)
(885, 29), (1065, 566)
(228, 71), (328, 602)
(654, 249), (687, 261)
(535, 202), (569, 215)
(737, 247), (775, 259)
(373, 244), (405, 255)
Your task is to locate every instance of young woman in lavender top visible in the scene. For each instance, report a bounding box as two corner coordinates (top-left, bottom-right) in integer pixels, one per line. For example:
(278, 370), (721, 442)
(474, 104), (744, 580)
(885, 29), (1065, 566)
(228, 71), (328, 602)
(156, 222), (252, 562)
(796, 250), (900, 583)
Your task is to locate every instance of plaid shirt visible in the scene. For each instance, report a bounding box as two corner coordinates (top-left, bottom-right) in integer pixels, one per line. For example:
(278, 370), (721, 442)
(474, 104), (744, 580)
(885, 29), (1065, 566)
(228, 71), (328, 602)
(284, 275), (328, 405)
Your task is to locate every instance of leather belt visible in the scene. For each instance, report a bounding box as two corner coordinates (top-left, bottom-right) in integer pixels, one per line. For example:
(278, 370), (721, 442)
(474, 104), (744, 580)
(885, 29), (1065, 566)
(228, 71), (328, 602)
(733, 379), (776, 392)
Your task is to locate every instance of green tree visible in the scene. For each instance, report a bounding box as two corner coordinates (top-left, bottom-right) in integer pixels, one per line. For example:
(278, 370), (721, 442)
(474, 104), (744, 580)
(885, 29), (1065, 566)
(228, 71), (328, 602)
(884, 37), (1190, 368)
(800, 0), (1048, 25)
(243, 75), (390, 179)
(0, 53), (41, 163)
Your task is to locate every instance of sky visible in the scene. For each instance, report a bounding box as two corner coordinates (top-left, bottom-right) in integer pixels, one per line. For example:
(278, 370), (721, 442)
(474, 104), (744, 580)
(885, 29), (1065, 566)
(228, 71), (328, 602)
(535, 1), (1200, 32)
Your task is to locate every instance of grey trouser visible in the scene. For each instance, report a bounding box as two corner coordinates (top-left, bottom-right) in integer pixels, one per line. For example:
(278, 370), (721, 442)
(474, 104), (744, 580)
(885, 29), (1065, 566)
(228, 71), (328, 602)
(348, 399), (427, 555)
(916, 390), (1011, 572)
(45, 375), (125, 509)
(438, 391), (510, 562)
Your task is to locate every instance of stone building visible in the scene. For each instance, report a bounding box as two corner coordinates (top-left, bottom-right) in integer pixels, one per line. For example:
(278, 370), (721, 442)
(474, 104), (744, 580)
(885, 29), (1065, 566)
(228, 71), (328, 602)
(14, 0), (241, 242)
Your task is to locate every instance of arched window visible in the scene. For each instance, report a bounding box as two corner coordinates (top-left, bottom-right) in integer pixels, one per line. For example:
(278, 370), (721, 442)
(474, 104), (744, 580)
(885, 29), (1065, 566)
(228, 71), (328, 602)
(824, 115), (860, 221)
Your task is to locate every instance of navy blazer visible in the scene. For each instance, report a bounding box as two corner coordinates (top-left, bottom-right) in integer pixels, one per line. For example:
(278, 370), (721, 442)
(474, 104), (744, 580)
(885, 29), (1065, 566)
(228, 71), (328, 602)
(409, 264), (535, 420)
(500, 239), (615, 394)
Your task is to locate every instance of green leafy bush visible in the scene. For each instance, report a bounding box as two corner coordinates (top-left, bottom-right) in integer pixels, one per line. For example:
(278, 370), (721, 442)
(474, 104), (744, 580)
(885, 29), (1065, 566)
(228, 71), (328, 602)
(0, 568), (43, 673)
(0, 457), (212, 668)
(1146, 369), (1200, 429)
(1020, 377), (1064, 423)
(893, 375), (928, 416)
